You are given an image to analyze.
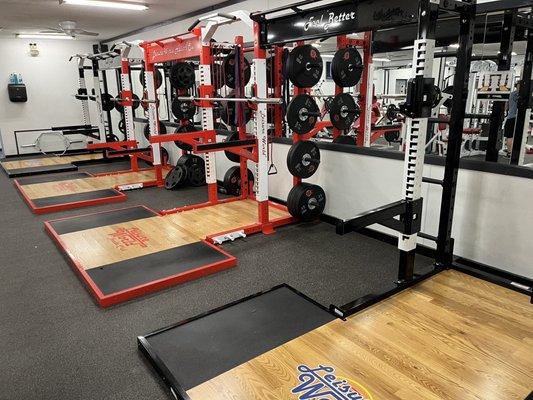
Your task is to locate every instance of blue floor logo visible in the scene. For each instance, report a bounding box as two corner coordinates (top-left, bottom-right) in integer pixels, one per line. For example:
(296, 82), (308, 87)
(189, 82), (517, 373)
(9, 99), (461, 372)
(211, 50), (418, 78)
(291, 364), (372, 400)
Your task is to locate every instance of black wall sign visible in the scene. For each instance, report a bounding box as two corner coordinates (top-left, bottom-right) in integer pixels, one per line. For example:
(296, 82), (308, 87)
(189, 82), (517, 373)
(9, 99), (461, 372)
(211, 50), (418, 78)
(261, 0), (419, 46)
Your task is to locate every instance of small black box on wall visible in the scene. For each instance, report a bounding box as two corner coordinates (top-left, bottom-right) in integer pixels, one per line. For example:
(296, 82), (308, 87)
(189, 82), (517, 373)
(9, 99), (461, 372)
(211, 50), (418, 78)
(8, 84), (27, 102)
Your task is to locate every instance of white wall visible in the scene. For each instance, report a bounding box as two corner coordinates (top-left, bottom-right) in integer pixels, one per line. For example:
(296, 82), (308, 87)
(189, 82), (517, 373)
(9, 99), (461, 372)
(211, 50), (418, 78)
(268, 142), (533, 280)
(0, 38), (100, 156)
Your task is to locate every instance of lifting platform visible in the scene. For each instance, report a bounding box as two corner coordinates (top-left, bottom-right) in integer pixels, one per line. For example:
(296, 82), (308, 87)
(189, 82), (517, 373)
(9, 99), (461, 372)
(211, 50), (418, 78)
(1, 153), (105, 177)
(138, 270), (533, 400)
(45, 198), (292, 307)
(14, 168), (162, 214)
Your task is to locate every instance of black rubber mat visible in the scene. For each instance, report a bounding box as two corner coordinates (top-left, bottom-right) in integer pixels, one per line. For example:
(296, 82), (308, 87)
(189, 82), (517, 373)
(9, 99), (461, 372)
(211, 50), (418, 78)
(32, 189), (122, 208)
(49, 206), (157, 235)
(87, 242), (230, 295)
(16, 172), (91, 185)
(2, 163), (78, 177)
(138, 285), (335, 393)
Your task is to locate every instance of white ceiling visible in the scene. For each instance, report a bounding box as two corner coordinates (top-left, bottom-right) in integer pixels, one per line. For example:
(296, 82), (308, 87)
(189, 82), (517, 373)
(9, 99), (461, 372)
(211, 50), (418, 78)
(0, 0), (227, 40)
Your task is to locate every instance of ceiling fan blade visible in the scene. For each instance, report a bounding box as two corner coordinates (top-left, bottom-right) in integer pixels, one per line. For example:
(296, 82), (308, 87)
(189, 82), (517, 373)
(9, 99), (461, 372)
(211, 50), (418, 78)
(40, 29), (63, 33)
(74, 29), (99, 36)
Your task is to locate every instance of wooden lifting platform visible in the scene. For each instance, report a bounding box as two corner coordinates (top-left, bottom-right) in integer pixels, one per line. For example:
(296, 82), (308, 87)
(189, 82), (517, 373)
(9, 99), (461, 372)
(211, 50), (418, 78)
(1, 153), (104, 177)
(14, 168), (162, 214)
(138, 270), (533, 400)
(45, 198), (293, 307)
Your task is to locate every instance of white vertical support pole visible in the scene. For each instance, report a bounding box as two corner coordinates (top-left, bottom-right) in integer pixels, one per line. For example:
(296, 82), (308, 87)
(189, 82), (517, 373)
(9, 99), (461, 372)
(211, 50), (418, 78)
(200, 27), (218, 202)
(398, 37), (435, 255)
(253, 21), (271, 230)
(121, 58), (138, 171)
(78, 58), (91, 127)
(145, 68), (161, 166)
(518, 108), (531, 165)
(254, 59), (268, 201)
(363, 63), (373, 147)
(120, 60), (135, 142)
(92, 65), (107, 143)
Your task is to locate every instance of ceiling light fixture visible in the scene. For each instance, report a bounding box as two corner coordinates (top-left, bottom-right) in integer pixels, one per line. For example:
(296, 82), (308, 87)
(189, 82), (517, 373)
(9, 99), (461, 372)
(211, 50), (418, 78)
(373, 57), (391, 62)
(17, 33), (74, 40)
(60, 0), (148, 11)
(449, 43), (460, 49)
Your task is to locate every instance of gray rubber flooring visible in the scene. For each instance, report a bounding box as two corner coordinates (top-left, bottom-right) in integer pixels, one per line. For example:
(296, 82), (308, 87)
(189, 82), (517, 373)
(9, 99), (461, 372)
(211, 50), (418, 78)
(0, 158), (433, 400)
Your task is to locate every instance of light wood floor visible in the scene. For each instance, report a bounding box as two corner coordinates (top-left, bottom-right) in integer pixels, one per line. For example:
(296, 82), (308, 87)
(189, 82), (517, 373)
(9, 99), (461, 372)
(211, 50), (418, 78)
(21, 170), (156, 199)
(2, 153), (103, 170)
(188, 270), (533, 400)
(59, 200), (289, 269)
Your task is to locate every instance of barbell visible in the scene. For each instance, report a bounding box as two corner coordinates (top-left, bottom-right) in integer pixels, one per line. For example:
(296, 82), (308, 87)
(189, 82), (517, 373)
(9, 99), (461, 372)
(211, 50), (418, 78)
(174, 95), (283, 105)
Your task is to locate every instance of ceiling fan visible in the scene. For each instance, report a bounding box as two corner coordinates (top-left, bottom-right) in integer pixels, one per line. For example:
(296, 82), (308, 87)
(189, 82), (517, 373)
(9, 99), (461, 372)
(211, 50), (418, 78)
(40, 21), (99, 37)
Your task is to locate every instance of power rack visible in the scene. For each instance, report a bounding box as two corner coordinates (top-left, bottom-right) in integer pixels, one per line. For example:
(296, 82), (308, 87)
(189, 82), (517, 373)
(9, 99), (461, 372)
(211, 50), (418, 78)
(251, 0), (477, 317)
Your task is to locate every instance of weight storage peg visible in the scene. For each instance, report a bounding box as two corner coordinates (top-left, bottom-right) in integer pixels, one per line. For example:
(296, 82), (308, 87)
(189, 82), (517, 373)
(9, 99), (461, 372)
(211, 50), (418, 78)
(286, 140), (321, 179)
(286, 94), (320, 134)
(329, 93), (360, 130)
(287, 183), (326, 221)
(331, 47), (363, 87)
(286, 44), (323, 88)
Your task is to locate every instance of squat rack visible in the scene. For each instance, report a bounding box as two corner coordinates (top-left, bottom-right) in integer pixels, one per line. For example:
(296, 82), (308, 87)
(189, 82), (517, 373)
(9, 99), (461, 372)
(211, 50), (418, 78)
(252, 0), (477, 317)
(142, 12), (294, 234)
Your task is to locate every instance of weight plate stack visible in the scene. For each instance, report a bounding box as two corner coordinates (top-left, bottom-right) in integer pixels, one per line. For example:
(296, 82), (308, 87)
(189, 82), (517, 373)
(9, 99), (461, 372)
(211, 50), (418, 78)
(143, 121), (168, 140)
(177, 154), (206, 186)
(223, 166), (254, 196)
(286, 140), (320, 178)
(171, 97), (197, 121)
(169, 62), (195, 90)
(286, 44), (323, 88)
(286, 94), (320, 134)
(174, 124), (196, 151)
(222, 52), (251, 89)
(287, 183), (326, 221)
(164, 165), (188, 190)
(331, 48), (363, 87)
(329, 93), (359, 130)
(224, 131), (253, 163)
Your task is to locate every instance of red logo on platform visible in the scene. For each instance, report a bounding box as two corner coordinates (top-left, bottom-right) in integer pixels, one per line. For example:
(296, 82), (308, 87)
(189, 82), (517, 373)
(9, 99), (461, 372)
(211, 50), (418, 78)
(108, 227), (149, 250)
(54, 182), (77, 191)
